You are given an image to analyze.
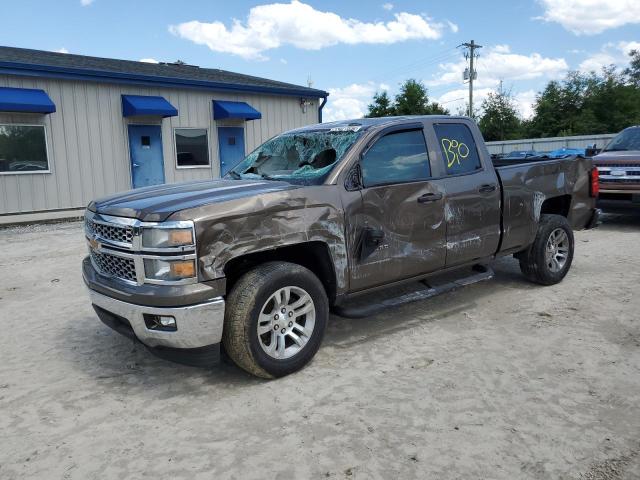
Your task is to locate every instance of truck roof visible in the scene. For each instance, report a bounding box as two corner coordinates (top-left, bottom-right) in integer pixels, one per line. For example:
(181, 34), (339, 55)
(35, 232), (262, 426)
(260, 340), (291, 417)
(288, 115), (470, 134)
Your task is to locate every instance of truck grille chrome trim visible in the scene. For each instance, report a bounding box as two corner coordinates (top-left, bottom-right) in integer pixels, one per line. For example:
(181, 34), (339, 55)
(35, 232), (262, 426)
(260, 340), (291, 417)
(84, 210), (197, 286)
(597, 166), (640, 181)
(90, 250), (137, 284)
(86, 217), (134, 245)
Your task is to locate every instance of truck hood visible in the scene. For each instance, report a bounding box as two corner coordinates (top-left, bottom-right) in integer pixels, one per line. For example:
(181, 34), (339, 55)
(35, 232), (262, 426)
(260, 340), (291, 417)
(89, 179), (300, 222)
(593, 150), (640, 164)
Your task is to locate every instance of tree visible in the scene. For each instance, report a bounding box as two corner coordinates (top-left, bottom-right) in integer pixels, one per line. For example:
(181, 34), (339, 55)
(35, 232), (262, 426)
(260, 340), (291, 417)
(394, 79), (449, 115)
(623, 49), (640, 86)
(524, 56), (640, 138)
(366, 91), (394, 117)
(478, 87), (523, 141)
(365, 79), (448, 117)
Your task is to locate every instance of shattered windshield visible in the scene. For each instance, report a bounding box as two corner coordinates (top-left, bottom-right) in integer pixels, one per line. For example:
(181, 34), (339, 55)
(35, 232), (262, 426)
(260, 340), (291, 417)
(604, 127), (640, 152)
(226, 127), (364, 185)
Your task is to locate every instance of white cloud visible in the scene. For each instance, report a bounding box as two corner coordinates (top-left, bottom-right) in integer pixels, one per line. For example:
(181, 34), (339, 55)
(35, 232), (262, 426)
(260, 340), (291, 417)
(426, 44), (567, 89)
(169, 0), (444, 60)
(139, 58), (159, 64)
(446, 20), (459, 33)
(56, 48), (69, 54)
(323, 82), (389, 122)
(514, 90), (537, 119)
(579, 41), (640, 72)
(80, 0), (94, 5)
(382, 3), (394, 11)
(620, 41), (640, 55)
(279, 58), (288, 64)
(538, 0), (640, 35)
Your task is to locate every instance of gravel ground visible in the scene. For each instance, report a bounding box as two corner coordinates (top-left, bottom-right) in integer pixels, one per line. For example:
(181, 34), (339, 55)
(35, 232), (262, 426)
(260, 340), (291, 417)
(0, 212), (639, 479)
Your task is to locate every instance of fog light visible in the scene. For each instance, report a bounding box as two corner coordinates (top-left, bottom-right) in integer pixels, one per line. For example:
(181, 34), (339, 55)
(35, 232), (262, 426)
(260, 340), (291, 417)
(159, 316), (176, 328)
(143, 314), (177, 331)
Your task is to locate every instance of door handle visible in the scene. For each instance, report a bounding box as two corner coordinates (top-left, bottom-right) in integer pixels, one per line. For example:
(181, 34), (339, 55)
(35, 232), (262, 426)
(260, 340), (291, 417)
(132, 163), (140, 168)
(417, 192), (443, 204)
(478, 183), (497, 193)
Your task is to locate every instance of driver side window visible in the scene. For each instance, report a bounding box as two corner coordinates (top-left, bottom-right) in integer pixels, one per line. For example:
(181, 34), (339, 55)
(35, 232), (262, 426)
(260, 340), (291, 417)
(361, 129), (430, 188)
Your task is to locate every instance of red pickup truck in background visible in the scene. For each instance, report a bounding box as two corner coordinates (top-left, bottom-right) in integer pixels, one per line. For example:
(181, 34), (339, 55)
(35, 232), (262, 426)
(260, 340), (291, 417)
(593, 126), (640, 207)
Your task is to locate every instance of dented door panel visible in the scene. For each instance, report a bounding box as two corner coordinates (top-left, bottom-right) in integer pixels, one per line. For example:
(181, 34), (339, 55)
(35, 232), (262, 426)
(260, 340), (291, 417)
(347, 181), (446, 292)
(439, 170), (502, 267)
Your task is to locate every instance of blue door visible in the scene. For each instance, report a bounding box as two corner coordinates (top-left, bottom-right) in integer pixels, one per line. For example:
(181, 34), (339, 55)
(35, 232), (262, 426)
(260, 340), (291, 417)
(128, 125), (165, 188)
(217, 126), (245, 176)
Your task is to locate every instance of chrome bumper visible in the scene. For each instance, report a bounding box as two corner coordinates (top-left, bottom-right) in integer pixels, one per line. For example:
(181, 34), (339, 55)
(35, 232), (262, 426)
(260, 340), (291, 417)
(88, 288), (225, 349)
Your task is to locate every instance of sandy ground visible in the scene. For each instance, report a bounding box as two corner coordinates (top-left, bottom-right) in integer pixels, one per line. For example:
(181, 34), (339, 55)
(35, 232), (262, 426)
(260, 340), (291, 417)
(0, 212), (639, 480)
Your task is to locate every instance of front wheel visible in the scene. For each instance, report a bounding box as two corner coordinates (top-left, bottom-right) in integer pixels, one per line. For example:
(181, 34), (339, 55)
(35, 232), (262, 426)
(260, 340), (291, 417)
(518, 214), (575, 285)
(223, 262), (328, 378)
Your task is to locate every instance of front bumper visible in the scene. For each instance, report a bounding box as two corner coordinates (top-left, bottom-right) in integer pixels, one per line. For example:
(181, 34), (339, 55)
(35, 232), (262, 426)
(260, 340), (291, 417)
(88, 288), (225, 366)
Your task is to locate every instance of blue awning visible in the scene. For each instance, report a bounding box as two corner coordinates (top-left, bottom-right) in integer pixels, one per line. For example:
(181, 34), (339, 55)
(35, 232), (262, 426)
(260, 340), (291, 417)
(0, 87), (56, 114)
(121, 95), (178, 117)
(213, 100), (261, 120)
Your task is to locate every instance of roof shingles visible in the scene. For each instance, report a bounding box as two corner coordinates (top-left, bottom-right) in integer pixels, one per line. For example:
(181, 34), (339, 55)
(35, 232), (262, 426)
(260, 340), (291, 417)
(0, 46), (327, 97)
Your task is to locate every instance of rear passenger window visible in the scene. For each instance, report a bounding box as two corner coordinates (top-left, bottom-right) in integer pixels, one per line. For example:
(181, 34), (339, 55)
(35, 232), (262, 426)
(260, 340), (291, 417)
(361, 129), (430, 187)
(434, 123), (482, 175)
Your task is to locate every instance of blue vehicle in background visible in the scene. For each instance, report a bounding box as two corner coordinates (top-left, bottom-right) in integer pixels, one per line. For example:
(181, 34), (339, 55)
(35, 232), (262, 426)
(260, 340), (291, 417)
(547, 147), (587, 158)
(503, 150), (539, 160)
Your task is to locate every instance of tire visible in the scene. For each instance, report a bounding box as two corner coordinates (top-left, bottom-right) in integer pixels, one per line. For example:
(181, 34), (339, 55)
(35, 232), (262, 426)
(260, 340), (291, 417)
(222, 262), (329, 379)
(518, 214), (574, 285)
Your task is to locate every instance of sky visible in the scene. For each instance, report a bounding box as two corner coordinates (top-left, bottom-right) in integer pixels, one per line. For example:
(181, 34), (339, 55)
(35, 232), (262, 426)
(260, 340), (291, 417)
(1, 0), (639, 122)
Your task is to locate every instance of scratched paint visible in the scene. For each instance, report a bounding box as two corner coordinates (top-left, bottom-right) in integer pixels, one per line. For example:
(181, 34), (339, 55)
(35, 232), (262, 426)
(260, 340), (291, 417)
(446, 235), (482, 251)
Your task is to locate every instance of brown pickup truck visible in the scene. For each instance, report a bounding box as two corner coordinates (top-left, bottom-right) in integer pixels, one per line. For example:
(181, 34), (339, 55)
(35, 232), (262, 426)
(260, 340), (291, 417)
(593, 126), (640, 206)
(83, 116), (600, 378)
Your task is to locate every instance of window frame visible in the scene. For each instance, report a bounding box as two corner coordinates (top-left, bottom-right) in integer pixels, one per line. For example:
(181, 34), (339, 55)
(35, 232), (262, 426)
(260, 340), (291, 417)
(432, 122), (484, 178)
(359, 126), (432, 189)
(173, 127), (211, 170)
(0, 123), (51, 175)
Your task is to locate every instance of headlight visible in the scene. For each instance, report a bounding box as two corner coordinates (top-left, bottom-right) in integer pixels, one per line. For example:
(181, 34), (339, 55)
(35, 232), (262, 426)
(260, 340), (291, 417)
(142, 226), (194, 249)
(144, 258), (196, 281)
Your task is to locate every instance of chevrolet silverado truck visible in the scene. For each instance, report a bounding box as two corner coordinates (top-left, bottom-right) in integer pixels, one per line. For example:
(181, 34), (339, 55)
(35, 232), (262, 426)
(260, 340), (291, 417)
(593, 125), (640, 207)
(83, 116), (600, 378)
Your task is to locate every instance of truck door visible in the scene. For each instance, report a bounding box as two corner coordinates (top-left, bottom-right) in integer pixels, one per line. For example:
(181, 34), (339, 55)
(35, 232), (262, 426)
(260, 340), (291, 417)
(348, 126), (446, 292)
(431, 122), (501, 267)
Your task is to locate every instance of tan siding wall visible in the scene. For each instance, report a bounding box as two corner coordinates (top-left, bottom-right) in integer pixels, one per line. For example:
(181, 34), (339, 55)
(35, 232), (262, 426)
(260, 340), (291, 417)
(0, 75), (319, 214)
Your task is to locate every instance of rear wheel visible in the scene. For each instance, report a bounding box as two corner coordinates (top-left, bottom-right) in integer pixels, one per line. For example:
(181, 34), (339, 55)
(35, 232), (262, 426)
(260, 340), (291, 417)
(518, 214), (574, 285)
(222, 262), (328, 378)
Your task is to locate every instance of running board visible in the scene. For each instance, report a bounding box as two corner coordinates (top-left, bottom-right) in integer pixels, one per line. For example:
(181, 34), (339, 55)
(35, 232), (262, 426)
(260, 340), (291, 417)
(332, 265), (494, 319)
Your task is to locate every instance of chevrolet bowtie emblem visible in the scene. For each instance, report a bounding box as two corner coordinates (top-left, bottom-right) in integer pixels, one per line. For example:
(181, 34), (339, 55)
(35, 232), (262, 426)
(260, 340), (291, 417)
(89, 236), (101, 250)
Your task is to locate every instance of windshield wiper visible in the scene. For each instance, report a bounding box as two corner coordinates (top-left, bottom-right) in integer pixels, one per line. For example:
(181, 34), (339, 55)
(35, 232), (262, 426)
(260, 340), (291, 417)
(226, 171), (241, 179)
(260, 173), (278, 180)
(604, 148), (628, 151)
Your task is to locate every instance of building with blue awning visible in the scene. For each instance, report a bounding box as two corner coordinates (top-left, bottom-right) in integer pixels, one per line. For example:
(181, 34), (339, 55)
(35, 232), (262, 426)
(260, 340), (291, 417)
(0, 46), (328, 221)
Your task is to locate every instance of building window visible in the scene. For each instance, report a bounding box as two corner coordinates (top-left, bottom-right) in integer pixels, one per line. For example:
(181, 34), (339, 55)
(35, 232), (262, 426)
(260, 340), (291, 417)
(175, 128), (209, 168)
(0, 124), (49, 173)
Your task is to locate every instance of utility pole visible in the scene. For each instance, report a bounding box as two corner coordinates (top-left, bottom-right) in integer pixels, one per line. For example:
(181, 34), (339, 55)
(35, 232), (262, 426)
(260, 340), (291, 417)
(459, 40), (482, 118)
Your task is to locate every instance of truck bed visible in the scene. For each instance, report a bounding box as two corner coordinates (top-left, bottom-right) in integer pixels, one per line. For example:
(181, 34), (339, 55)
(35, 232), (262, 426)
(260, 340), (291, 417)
(493, 155), (594, 254)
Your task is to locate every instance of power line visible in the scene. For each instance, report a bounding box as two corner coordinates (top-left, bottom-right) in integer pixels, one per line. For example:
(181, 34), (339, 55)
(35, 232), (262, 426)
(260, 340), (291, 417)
(369, 47), (459, 85)
(440, 96), (466, 104)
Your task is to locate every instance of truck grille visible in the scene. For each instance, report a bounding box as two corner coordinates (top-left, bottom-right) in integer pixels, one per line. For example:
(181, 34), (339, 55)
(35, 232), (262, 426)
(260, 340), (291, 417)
(91, 250), (137, 283)
(86, 218), (134, 245)
(597, 165), (640, 182)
